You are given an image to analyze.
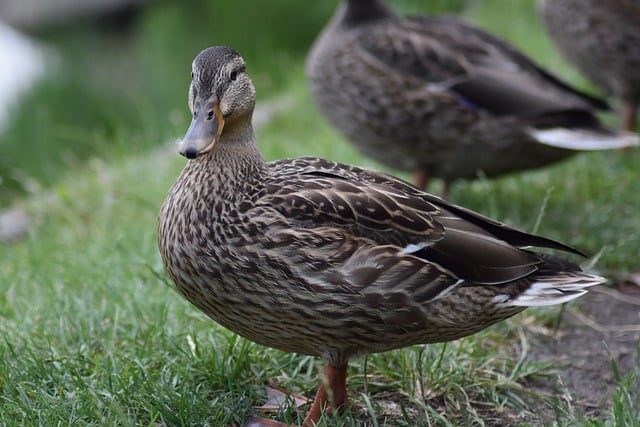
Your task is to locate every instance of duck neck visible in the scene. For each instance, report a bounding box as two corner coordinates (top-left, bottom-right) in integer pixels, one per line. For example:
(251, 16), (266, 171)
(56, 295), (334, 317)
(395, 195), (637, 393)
(188, 119), (266, 202)
(342, 0), (394, 25)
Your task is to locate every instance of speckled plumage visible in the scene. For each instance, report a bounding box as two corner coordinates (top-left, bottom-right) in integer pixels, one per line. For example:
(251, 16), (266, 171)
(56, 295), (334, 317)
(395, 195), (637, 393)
(158, 46), (604, 426)
(307, 0), (638, 188)
(538, 0), (640, 130)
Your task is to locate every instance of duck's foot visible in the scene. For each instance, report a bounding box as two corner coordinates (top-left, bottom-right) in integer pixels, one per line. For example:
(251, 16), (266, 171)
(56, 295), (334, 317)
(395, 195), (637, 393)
(244, 385), (309, 427)
(302, 363), (348, 427)
(245, 364), (349, 427)
(258, 385), (309, 411)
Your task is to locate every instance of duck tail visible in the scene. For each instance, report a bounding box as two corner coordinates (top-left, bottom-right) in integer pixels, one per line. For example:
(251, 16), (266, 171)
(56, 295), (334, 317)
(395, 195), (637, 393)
(527, 127), (640, 150)
(503, 272), (605, 307)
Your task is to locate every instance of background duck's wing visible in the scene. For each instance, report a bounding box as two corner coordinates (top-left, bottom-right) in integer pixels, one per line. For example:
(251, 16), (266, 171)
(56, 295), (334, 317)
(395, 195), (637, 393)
(351, 15), (608, 116)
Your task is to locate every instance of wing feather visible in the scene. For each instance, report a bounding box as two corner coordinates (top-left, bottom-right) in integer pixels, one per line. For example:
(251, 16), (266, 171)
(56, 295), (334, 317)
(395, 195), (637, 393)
(351, 15), (608, 116)
(264, 159), (581, 281)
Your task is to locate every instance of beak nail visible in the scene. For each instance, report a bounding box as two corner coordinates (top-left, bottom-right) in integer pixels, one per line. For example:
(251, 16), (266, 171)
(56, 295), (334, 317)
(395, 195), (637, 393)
(183, 146), (199, 159)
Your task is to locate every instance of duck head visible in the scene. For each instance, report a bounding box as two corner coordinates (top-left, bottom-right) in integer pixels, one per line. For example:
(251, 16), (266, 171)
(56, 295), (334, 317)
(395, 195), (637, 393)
(179, 46), (256, 159)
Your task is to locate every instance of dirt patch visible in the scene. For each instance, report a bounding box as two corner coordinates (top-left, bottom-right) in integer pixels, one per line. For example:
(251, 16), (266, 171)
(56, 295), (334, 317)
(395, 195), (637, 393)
(527, 285), (640, 419)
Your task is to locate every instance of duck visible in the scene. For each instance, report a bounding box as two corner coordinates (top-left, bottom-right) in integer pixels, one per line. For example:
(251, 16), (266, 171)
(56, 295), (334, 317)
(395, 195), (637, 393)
(158, 46), (605, 427)
(306, 0), (639, 190)
(537, 0), (640, 131)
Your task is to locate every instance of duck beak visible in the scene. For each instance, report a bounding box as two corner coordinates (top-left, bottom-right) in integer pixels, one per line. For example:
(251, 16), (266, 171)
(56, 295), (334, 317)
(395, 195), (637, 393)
(179, 100), (225, 159)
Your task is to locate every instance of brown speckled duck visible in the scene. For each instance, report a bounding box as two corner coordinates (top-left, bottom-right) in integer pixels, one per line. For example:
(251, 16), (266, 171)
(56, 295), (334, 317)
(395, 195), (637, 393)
(307, 0), (639, 190)
(538, 0), (640, 131)
(158, 46), (605, 427)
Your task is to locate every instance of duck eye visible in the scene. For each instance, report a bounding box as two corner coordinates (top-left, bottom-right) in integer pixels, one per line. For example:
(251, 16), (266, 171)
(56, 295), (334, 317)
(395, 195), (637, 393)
(191, 71), (194, 79)
(230, 70), (238, 81)
(207, 110), (214, 120)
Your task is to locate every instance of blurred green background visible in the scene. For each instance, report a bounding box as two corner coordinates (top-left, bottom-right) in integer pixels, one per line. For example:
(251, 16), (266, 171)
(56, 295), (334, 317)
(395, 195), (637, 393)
(0, 0), (470, 207)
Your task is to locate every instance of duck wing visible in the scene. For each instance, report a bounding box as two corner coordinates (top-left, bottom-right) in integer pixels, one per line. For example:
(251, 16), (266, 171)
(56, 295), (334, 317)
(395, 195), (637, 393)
(351, 15), (608, 116)
(259, 158), (583, 287)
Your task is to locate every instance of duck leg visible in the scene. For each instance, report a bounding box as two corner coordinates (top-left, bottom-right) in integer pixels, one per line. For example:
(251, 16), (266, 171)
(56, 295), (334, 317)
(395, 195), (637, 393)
(413, 169), (430, 190)
(302, 363), (348, 427)
(413, 170), (452, 197)
(624, 102), (637, 131)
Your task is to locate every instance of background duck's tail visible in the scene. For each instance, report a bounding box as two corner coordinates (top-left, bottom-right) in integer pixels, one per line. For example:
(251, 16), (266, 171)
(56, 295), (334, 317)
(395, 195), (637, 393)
(528, 127), (640, 150)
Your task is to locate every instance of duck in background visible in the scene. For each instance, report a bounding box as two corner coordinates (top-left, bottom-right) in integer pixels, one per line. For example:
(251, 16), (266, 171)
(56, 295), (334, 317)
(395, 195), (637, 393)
(538, 0), (640, 131)
(307, 0), (639, 192)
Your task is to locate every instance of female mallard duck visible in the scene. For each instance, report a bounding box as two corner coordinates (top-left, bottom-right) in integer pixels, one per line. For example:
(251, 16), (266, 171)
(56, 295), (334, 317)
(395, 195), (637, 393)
(537, 0), (640, 131)
(307, 0), (639, 190)
(158, 46), (605, 427)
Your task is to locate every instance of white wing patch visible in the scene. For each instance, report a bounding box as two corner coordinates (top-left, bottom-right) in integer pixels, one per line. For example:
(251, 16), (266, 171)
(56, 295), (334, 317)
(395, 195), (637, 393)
(399, 241), (430, 255)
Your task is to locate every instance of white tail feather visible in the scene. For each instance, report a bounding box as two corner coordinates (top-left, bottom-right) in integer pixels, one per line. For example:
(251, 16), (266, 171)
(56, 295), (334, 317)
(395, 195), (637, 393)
(494, 273), (605, 307)
(528, 128), (640, 150)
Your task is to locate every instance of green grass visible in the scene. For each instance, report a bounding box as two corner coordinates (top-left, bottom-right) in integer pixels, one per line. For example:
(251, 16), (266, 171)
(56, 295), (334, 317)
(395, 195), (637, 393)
(1, 0), (639, 425)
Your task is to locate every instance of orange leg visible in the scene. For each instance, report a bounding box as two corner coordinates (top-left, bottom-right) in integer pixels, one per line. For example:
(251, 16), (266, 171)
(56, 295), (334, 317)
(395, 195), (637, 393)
(624, 102), (638, 132)
(302, 363), (348, 427)
(413, 169), (429, 190)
